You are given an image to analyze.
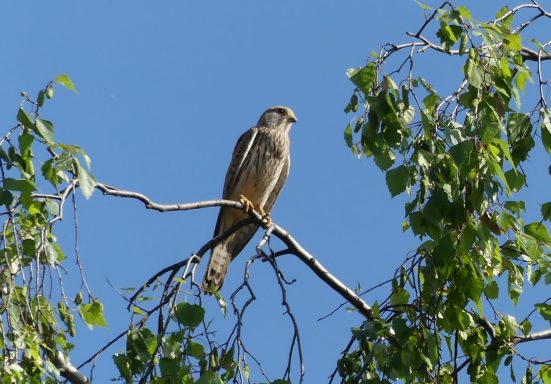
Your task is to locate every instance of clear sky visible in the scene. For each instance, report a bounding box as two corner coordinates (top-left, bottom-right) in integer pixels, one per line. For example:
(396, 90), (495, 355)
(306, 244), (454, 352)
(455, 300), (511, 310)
(1, 1), (549, 382)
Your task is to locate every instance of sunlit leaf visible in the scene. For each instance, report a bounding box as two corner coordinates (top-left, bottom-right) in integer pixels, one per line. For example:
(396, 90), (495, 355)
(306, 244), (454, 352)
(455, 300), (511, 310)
(35, 119), (54, 144)
(524, 222), (551, 243)
(535, 303), (551, 324)
(55, 74), (77, 92)
(75, 162), (96, 200)
(79, 300), (108, 328)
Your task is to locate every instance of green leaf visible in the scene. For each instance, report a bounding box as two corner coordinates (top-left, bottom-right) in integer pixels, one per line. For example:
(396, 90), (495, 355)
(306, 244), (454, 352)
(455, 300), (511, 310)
(489, 160), (510, 195)
(46, 84), (54, 99)
(507, 113), (531, 143)
(542, 116), (551, 154)
(347, 62), (376, 95)
(79, 300), (108, 328)
(449, 139), (474, 166)
(344, 123), (353, 148)
(542, 202), (551, 221)
(41, 159), (61, 187)
(22, 238), (36, 257)
(37, 90), (46, 107)
(18, 132), (34, 158)
(436, 22), (461, 47)
(0, 190), (14, 207)
(45, 241), (60, 265)
(344, 93), (358, 113)
(535, 303), (551, 324)
(55, 74), (77, 92)
(174, 302), (205, 328)
(159, 357), (179, 377)
(504, 169), (525, 193)
(113, 353), (132, 382)
(515, 65), (534, 92)
(76, 163), (96, 200)
(520, 318), (532, 336)
(524, 222), (551, 243)
(17, 108), (33, 129)
(385, 165), (410, 197)
(3, 178), (35, 194)
(491, 138), (515, 168)
(196, 372), (223, 384)
(35, 119), (55, 144)
(504, 34), (522, 51)
(185, 340), (205, 359)
(457, 6), (472, 21)
(390, 287), (410, 305)
(131, 306), (146, 317)
(481, 122), (500, 144)
(484, 281), (499, 299)
(220, 346), (235, 369)
(465, 58), (484, 88)
(540, 366), (551, 384)
(508, 269), (523, 306)
(414, 0), (431, 10)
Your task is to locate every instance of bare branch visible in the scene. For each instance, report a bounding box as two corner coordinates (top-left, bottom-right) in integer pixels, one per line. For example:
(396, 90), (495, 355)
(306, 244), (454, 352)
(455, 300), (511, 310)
(51, 350), (90, 384)
(268, 225), (373, 319)
(96, 182), (374, 319)
(514, 328), (551, 344)
(521, 46), (551, 61)
(96, 182), (243, 212)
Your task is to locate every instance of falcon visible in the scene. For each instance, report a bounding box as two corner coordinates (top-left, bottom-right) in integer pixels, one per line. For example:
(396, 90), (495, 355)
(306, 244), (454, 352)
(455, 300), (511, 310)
(202, 106), (297, 292)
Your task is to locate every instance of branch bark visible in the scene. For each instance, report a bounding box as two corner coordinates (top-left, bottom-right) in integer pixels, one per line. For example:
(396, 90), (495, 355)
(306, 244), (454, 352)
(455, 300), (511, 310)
(514, 328), (551, 344)
(50, 350), (89, 384)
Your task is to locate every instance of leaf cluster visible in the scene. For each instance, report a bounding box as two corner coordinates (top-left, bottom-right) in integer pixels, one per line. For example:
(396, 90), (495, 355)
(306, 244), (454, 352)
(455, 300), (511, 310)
(342, 3), (551, 383)
(0, 75), (102, 383)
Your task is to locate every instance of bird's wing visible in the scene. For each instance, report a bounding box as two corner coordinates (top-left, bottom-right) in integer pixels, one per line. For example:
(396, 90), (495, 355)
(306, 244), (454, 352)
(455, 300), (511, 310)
(212, 127), (258, 238)
(222, 127), (258, 200)
(263, 155), (290, 213)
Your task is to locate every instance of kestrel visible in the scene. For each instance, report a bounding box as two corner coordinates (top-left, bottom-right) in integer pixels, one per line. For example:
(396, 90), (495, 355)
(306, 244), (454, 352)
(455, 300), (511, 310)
(202, 106), (297, 292)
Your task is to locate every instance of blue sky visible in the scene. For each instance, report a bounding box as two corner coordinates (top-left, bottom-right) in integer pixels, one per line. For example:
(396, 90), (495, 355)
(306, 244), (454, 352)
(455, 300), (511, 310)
(1, 1), (549, 382)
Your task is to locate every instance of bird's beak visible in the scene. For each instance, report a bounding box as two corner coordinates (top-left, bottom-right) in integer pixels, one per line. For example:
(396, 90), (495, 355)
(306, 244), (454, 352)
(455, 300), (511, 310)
(289, 114), (297, 123)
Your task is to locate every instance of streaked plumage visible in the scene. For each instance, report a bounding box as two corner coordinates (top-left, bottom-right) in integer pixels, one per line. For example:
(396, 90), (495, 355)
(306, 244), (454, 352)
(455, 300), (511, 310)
(203, 106), (297, 292)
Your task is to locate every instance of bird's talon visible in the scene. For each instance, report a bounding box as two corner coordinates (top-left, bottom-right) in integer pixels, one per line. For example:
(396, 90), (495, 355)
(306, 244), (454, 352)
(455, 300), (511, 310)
(239, 194), (255, 213)
(259, 207), (272, 227)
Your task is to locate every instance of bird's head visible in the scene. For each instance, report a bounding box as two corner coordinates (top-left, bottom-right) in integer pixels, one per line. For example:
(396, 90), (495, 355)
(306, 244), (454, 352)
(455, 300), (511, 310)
(258, 106), (297, 132)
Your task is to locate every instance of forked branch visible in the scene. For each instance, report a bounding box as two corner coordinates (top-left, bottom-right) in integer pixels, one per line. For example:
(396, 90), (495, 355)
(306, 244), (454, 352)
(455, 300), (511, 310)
(95, 182), (373, 319)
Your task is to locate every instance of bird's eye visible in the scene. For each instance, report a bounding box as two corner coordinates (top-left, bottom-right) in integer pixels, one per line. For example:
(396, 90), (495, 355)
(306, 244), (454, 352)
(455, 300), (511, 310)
(277, 108), (286, 114)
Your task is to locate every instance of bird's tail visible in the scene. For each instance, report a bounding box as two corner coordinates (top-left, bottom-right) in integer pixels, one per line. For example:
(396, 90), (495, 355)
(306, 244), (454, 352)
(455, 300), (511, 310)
(202, 243), (232, 292)
(202, 223), (259, 292)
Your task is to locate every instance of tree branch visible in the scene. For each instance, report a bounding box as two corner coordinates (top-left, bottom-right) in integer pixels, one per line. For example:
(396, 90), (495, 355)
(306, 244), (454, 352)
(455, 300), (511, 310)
(96, 182), (243, 212)
(268, 224), (373, 319)
(95, 182), (374, 319)
(51, 350), (90, 384)
(514, 328), (551, 344)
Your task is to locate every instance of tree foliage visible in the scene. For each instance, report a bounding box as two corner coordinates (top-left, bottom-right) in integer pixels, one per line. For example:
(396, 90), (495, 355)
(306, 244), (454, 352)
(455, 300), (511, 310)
(0, 2), (550, 384)
(0, 76), (97, 383)
(341, 2), (551, 383)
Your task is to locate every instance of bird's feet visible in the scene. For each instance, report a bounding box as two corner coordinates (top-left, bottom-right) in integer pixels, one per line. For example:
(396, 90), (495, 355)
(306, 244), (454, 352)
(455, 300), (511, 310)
(239, 195), (272, 227)
(258, 206), (272, 228)
(239, 194), (255, 213)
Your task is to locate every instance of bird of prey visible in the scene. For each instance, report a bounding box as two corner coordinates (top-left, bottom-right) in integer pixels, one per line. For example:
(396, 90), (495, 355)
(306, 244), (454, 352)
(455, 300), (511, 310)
(202, 106), (297, 292)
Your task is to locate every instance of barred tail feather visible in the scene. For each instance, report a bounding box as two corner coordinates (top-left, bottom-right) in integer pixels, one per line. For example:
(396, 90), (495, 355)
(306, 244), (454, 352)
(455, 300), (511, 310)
(202, 245), (231, 291)
(202, 223), (259, 292)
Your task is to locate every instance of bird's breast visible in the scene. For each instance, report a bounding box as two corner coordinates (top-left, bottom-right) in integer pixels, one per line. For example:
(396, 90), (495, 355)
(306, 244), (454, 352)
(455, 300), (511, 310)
(230, 129), (289, 208)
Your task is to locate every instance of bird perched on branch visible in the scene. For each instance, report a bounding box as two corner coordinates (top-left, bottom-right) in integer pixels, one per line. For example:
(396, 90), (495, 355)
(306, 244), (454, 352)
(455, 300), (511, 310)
(202, 106), (297, 292)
